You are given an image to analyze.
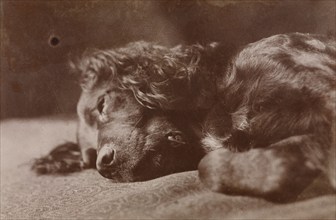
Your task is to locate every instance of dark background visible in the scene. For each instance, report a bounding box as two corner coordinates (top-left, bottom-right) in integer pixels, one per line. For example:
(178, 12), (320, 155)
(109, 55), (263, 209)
(1, 0), (335, 119)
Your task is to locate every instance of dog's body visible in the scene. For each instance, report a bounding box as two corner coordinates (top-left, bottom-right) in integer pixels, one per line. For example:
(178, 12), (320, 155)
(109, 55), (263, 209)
(199, 33), (336, 201)
(33, 33), (336, 201)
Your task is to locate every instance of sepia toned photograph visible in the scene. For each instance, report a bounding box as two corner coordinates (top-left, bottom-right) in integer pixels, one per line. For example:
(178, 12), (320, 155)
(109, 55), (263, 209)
(1, 0), (335, 219)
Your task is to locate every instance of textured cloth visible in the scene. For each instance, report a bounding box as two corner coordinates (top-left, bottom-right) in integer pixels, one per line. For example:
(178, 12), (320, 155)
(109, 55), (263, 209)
(1, 117), (335, 219)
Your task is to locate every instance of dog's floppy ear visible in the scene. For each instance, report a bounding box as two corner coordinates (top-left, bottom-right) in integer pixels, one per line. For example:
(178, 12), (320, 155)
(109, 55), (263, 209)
(116, 43), (218, 110)
(69, 42), (220, 110)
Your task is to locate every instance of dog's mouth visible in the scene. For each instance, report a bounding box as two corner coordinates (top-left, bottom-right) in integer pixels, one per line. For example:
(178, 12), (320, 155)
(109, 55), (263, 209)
(98, 168), (121, 180)
(96, 131), (191, 182)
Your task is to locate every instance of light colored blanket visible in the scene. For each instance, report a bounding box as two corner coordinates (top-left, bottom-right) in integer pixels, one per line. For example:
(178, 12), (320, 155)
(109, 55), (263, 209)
(1, 117), (335, 219)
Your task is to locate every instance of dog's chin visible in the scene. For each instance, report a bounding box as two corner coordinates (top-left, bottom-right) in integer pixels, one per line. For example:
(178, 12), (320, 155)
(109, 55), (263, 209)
(98, 171), (131, 182)
(98, 168), (153, 183)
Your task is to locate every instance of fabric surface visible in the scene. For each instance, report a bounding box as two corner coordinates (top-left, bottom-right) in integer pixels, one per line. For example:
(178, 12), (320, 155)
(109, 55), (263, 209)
(1, 117), (335, 219)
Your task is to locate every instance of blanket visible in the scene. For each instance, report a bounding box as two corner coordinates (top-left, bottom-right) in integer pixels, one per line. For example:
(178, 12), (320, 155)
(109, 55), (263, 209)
(1, 116), (335, 219)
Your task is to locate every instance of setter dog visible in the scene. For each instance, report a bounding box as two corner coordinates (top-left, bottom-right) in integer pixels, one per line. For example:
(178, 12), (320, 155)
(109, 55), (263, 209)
(33, 33), (336, 202)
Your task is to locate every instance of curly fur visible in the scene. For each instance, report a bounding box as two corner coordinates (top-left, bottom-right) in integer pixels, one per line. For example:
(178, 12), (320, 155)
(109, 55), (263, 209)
(33, 33), (335, 202)
(71, 41), (225, 110)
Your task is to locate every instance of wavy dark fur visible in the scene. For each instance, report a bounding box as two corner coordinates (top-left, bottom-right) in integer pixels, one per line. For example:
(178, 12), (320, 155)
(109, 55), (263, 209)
(71, 41), (236, 110)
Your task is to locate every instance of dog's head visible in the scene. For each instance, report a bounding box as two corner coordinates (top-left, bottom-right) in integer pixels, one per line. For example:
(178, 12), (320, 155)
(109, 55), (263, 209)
(72, 41), (217, 181)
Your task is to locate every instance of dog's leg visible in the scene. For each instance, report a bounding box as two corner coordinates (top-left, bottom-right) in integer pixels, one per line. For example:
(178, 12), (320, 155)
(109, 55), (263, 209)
(32, 142), (85, 174)
(198, 135), (328, 202)
(32, 117), (98, 174)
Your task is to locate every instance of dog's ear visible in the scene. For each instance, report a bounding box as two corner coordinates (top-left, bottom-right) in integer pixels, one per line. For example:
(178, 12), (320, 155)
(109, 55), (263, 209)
(116, 43), (218, 110)
(70, 42), (219, 110)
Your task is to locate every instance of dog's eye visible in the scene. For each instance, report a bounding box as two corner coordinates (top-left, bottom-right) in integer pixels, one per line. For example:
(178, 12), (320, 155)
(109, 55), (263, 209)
(97, 97), (105, 114)
(166, 131), (186, 147)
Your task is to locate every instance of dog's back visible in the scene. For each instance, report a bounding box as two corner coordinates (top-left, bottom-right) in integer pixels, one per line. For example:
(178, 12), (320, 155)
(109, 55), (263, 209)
(199, 33), (336, 201)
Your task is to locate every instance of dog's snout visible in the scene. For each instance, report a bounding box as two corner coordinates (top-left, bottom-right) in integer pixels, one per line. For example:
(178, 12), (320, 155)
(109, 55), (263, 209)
(97, 145), (116, 169)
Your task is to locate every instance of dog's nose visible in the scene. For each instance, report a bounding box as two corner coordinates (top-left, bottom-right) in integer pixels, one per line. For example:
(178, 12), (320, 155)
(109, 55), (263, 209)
(96, 145), (116, 169)
(101, 149), (115, 165)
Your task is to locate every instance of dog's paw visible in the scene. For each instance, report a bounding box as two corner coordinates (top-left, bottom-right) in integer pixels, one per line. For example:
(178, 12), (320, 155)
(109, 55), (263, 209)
(32, 142), (84, 174)
(198, 147), (318, 202)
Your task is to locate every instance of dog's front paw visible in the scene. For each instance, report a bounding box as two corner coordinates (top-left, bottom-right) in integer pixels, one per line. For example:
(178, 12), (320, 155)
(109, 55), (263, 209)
(198, 147), (318, 202)
(32, 142), (84, 174)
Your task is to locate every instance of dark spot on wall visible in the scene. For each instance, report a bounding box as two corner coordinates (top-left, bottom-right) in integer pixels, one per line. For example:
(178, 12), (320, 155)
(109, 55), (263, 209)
(49, 36), (60, 47)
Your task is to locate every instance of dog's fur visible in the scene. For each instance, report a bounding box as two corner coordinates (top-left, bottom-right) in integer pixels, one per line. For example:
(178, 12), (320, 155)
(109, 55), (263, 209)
(33, 33), (336, 202)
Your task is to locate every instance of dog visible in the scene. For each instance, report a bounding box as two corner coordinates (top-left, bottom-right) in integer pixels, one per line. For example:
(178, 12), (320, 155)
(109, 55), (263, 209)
(33, 33), (336, 202)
